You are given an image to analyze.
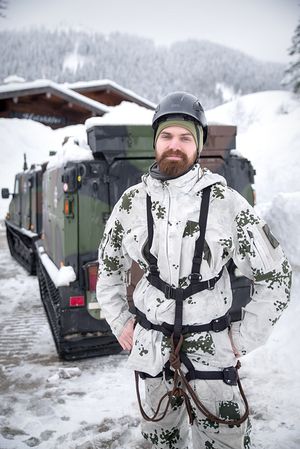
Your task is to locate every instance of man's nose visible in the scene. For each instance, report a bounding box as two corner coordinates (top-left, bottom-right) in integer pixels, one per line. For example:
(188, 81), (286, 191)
(168, 137), (181, 149)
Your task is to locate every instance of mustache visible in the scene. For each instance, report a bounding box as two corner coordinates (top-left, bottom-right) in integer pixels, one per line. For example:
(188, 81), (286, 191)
(159, 149), (187, 161)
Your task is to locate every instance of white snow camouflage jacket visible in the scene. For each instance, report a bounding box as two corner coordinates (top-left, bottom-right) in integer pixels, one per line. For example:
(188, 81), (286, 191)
(96, 164), (292, 376)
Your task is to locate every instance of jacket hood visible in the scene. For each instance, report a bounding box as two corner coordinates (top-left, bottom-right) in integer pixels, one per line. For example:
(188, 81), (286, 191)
(142, 163), (226, 196)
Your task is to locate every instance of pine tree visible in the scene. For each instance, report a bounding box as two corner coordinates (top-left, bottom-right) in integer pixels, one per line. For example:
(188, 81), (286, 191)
(283, 16), (300, 93)
(0, 0), (7, 18)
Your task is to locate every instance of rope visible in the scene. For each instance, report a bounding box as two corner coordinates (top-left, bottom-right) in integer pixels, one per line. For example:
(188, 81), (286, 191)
(135, 335), (249, 426)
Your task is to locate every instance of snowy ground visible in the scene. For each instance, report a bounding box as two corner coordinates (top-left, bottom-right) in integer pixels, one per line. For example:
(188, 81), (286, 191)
(0, 224), (149, 449)
(0, 90), (300, 448)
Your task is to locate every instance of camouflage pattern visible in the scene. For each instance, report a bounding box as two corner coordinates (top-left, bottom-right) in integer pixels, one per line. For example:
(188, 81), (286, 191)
(2, 165), (43, 274)
(141, 377), (252, 449)
(97, 164), (291, 373)
(6, 166), (43, 233)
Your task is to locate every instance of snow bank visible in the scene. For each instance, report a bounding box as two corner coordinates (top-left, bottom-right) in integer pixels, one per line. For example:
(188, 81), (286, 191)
(39, 247), (76, 287)
(206, 90), (300, 204)
(258, 192), (300, 269)
(85, 101), (153, 128)
(46, 135), (93, 169)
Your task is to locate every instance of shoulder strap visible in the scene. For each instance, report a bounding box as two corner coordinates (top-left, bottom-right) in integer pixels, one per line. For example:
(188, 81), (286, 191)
(144, 194), (159, 275)
(190, 186), (211, 282)
(145, 186), (212, 280)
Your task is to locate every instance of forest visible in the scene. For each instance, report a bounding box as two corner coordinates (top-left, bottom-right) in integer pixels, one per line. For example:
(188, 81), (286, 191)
(0, 28), (286, 108)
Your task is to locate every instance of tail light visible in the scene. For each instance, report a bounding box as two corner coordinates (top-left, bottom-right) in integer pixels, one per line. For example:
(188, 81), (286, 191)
(69, 296), (85, 307)
(84, 261), (99, 292)
(64, 198), (74, 217)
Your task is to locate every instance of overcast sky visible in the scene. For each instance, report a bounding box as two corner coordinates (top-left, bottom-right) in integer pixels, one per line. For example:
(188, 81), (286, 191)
(1, 0), (299, 64)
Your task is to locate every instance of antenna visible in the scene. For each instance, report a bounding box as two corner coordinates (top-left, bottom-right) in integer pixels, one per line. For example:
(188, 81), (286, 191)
(23, 153), (28, 171)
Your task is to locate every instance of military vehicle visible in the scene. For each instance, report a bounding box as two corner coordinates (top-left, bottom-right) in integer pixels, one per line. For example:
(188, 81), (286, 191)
(1, 157), (44, 275)
(1, 122), (255, 360)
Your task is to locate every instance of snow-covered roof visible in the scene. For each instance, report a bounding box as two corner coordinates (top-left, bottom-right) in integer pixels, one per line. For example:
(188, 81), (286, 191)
(0, 79), (110, 115)
(65, 79), (156, 110)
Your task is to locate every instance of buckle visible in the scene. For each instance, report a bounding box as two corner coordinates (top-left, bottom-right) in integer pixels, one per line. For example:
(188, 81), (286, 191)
(223, 366), (238, 385)
(164, 284), (174, 299)
(207, 278), (215, 290)
(148, 265), (159, 276)
(211, 314), (230, 333)
(188, 273), (202, 282)
(211, 318), (221, 332)
(138, 316), (152, 331)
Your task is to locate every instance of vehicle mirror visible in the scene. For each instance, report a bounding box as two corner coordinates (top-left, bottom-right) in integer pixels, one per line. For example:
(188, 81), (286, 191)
(1, 188), (10, 199)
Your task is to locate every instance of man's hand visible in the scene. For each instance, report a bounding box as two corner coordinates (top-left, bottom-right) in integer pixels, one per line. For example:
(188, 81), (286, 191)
(118, 318), (135, 351)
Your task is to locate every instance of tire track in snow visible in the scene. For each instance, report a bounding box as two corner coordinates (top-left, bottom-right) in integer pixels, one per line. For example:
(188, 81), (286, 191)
(0, 225), (55, 372)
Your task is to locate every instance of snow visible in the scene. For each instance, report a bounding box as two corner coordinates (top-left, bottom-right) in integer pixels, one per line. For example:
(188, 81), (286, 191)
(0, 90), (300, 448)
(46, 135), (93, 170)
(206, 90), (300, 203)
(0, 119), (93, 213)
(65, 79), (156, 109)
(3, 75), (26, 84)
(85, 101), (153, 127)
(0, 79), (109, 114)
(39, 246), (76, 287)
(63, 43), (87, 74)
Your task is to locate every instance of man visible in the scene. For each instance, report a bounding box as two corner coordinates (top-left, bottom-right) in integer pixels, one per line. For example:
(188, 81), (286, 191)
(96, 92), (292, 449)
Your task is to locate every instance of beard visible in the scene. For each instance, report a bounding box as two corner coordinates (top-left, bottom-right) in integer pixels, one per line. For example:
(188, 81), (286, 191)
(156, 149), (195, 178)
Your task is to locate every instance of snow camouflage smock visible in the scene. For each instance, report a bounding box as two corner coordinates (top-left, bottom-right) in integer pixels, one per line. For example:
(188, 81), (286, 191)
(96, 164), (292, 376)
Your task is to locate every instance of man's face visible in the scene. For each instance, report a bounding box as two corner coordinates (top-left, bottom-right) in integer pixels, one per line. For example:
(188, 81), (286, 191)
(155, 126), (197, 177)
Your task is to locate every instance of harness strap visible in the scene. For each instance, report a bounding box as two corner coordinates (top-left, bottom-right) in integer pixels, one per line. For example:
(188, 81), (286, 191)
(146, 266), (223, 301)
(135, 185), (250, 425)
(135, 357), (250, 426)
(138, 365), (238, 386)
(190, 186), (211, 282)
(144, 185), (212, 278)
(145, 194), (159, 274)
(135, 308), (231, 337)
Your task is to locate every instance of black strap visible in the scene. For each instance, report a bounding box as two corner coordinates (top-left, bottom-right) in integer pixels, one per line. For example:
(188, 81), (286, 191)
(145, 185), (212, 278)
(135, 308), (231, 337)
(145, 194), (159, 274)
(190, 186), (211, 282)
(137, 365), (238, 386)
(146, 267), (223, 301)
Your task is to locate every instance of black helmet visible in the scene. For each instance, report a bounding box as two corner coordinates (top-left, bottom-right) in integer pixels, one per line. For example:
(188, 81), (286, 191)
(152, 91), (208, 143)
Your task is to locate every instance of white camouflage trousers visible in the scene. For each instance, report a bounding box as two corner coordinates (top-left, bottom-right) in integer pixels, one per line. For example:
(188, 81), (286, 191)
(141, 377), (251, 449)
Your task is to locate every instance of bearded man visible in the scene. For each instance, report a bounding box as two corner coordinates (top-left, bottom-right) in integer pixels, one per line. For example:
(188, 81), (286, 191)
(96, 92), (291, 449)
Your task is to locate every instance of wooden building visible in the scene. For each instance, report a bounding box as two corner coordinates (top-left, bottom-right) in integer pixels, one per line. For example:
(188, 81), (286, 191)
(0, 79), (155, 128)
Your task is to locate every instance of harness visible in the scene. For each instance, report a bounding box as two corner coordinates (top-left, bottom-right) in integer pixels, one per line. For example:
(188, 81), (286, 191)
(135, 185), (249, 426)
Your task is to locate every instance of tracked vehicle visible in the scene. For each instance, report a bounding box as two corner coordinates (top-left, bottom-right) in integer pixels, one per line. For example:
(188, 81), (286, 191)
(2, 121), (255, 359)
(1, 159), (44, 275)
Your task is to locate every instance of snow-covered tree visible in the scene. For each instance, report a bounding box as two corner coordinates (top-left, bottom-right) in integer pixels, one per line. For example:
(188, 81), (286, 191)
(0, 0), (7, 18)
(283, 16), (300, 93)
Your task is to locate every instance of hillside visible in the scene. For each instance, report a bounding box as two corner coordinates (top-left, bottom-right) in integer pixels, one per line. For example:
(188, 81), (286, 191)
(0, 28), (286, 108)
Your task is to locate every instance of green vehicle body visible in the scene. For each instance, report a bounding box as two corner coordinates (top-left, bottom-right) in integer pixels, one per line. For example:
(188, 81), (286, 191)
(2, 164), (44, 274)
(1, 122), (256, 360)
